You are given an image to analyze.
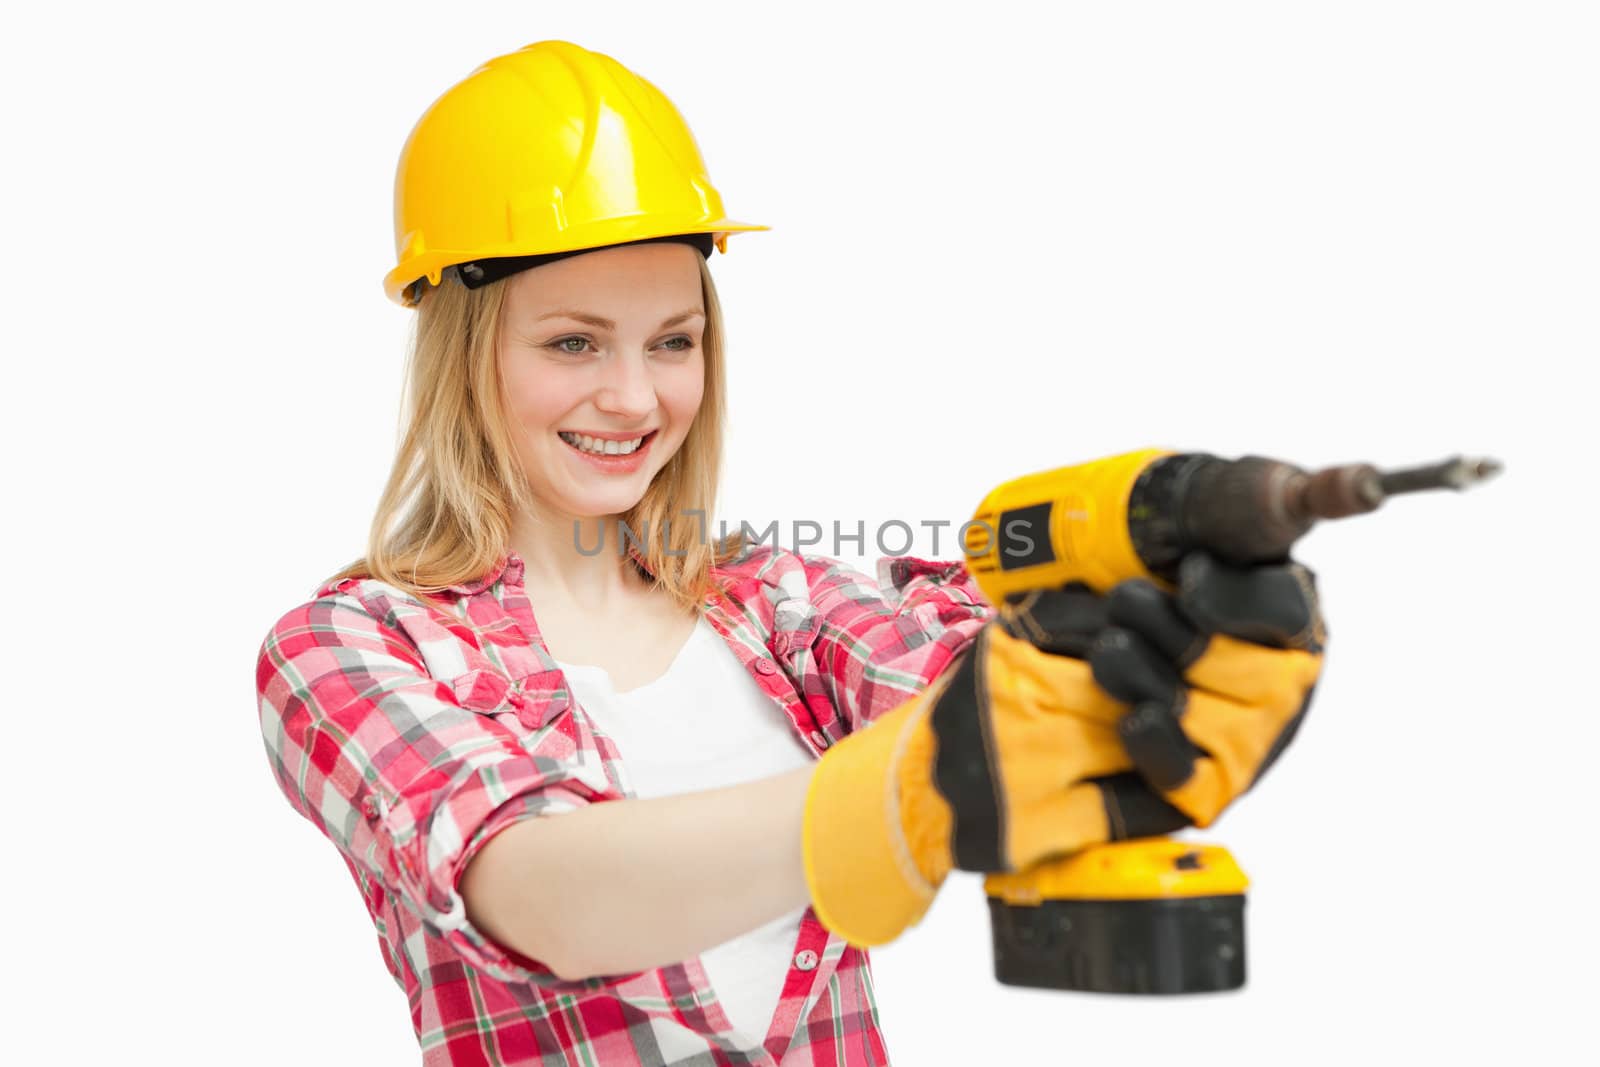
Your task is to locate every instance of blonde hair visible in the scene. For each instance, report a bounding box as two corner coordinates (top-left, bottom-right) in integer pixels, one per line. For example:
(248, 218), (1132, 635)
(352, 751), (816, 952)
(321, 255), (749, 614)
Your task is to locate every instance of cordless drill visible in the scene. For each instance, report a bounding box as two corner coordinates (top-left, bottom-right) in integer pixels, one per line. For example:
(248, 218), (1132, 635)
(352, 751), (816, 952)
(959, 447), (1501, 995)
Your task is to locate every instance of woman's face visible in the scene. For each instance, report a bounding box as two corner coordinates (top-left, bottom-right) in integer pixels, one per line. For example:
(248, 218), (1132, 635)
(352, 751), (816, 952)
(497, 242), (707, 522)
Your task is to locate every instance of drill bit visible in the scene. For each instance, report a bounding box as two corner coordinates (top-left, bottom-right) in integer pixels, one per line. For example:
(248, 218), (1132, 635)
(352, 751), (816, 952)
(1377, 455), (1504, 495)
(1297, 454), (1504, 521)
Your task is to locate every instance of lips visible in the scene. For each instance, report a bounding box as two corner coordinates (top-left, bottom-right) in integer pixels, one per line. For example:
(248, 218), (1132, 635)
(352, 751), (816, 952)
(557, 429), (658, 469)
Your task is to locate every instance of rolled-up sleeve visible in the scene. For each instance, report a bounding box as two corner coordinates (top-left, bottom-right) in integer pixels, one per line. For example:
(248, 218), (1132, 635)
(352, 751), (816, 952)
(255, 592), (599, 988)
(802, 552), (997, 731)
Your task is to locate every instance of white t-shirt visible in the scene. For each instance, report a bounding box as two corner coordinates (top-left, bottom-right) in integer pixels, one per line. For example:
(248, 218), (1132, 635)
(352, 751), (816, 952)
(551, 615), (816, 1045)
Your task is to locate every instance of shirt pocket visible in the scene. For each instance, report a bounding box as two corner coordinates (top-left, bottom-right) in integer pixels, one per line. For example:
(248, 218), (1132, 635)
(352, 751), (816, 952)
(450, 666), (520, 713)
(448, 665), (571, 734)
(770, 594), (823, 662)
(384, 602), (543, 727)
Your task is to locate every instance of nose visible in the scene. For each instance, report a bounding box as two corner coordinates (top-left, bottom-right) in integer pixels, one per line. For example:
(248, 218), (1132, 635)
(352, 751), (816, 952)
(593, 349), (657, 418)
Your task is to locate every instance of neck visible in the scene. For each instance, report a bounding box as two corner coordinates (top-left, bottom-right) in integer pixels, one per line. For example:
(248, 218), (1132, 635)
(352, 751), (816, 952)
(510, 510), (650, 610)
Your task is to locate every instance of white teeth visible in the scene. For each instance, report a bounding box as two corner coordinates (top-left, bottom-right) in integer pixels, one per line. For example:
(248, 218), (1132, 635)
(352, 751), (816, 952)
(559, 431), (646, 456)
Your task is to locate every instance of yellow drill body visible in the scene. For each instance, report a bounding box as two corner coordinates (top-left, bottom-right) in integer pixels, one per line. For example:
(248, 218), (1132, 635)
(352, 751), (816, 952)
(961, 447), (1171, 599)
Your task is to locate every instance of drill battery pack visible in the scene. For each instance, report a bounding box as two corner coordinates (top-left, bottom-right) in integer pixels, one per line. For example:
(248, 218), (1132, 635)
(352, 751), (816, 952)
(983, 839), (1249, 994)
(988, 893), (1245, 994)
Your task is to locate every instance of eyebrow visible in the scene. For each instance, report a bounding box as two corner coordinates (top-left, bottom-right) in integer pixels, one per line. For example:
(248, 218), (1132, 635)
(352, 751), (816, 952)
(534, 308), (705, 330)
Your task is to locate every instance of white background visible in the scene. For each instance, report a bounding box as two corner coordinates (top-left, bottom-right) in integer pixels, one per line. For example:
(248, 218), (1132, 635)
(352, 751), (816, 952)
(5, 1), (1595, 1063)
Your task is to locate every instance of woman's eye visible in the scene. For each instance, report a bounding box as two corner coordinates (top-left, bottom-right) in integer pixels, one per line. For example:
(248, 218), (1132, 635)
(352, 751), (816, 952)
(545, 335), (692, 355)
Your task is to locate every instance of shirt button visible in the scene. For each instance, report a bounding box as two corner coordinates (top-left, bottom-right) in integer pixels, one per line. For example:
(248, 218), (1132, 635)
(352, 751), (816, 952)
(793, 949), (819, 971)
(753, 658), (779, 675)
(809, 730), (829, 749)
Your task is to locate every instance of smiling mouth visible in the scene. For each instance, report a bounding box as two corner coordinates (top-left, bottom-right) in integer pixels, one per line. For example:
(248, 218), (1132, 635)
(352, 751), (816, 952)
(557, 429), (657, 457)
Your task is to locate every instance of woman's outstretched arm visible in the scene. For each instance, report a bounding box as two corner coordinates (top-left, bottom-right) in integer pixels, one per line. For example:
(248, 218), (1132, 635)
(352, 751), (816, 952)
(460, 764), (817, 982)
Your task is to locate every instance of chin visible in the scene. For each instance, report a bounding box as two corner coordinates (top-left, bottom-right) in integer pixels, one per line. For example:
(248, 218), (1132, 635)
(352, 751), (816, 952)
(563, 491), (648, 519)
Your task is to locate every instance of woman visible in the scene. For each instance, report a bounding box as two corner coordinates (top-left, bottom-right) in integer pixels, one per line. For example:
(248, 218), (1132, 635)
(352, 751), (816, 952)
(255, 40), (1325, 1066)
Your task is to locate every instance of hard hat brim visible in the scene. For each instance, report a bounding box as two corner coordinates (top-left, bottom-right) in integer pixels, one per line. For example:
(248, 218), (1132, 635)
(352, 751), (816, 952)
(385, 218), (770, 307)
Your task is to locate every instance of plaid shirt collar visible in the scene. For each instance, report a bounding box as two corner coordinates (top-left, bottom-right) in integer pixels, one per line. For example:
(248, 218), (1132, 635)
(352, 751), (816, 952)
(443, 541), (660, 597)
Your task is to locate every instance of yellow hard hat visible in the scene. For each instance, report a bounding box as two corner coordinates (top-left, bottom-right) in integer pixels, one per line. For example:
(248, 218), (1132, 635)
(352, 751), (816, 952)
(385, 40), (768, 307)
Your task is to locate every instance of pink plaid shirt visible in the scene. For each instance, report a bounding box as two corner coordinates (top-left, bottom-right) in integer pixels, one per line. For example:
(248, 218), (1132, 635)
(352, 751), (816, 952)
(255, 542), (995, 1065)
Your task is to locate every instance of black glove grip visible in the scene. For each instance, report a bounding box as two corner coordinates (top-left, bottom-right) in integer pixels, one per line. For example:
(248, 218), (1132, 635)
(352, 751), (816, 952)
(1092, 772), (1193, 840)
(1177, 552), (1324, 652)
(1089, 627), (1208, 794)
(1105, 578), (1208, 669)
(999, 581), (1107, 658)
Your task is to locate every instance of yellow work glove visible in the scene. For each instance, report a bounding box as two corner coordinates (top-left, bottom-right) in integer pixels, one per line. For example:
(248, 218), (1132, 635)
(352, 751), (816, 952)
(1088, 551), (1328, 827)
(801, 589), (1191, 949)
